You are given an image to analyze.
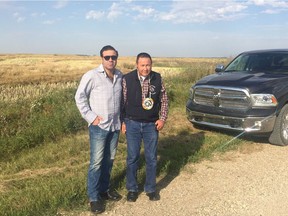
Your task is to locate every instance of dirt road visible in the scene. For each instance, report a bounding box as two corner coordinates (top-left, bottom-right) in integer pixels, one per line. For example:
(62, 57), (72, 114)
(99, 142), (288, 216)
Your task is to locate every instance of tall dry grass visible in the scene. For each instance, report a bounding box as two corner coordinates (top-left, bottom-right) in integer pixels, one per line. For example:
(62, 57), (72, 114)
(0, 54), (229, 85)
(1, 54), (242, 216)
(0, 54), (229, 104)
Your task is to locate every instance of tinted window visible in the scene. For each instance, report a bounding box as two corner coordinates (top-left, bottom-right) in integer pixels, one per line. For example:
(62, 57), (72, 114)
(225, 52), (288, 73)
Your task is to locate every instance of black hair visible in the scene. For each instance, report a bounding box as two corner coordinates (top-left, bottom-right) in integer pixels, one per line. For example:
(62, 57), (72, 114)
(100, 45), (118, 57)
(136, 52), (152, 63)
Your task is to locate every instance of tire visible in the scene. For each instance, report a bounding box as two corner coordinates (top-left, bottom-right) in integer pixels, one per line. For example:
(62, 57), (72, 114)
(269, 104), (288, 146)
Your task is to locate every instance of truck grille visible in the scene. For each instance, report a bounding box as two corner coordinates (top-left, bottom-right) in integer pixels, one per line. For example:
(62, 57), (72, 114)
(193, 86), (251, 110)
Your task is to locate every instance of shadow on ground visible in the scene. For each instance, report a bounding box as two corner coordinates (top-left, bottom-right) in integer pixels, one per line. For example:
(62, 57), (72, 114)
(110, 129), (205, 195)
(156, 130), (205, 192)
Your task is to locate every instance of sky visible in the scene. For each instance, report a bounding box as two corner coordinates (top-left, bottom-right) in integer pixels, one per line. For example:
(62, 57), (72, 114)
(0, 0), (288, 57)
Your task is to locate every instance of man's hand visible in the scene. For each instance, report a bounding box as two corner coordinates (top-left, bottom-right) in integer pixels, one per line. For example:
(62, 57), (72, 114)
(92, 116), (103, 125)
(155, 120), (165, 131)
(121, 122), (126, 134)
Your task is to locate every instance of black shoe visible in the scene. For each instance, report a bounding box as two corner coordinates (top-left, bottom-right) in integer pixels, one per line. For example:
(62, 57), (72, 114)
(90, 200), (105, 213)
(146, 192), (160, 201)
(127, 191), (138, 202)
(100, 191), (122, 201)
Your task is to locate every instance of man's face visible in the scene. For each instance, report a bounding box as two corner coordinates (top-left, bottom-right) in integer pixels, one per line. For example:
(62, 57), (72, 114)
(137, 57), (152, 77)
(102, 50), (118, 71)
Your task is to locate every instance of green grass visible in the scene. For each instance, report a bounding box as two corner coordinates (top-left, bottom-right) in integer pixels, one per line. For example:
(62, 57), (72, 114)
(0, 116), (243, 215)
(0, 57), (248, 215)
(0, 87), (86, 161)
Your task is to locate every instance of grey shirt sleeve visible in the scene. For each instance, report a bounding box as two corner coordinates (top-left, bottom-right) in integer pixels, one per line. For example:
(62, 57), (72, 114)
(75, 71), (97, 125)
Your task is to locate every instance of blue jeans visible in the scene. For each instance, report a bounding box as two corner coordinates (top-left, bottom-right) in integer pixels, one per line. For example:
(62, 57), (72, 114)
(125, 119), (159, 193)
(87, 125), (119, 202)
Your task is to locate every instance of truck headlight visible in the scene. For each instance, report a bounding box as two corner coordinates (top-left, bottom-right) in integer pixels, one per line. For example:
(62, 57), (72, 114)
(251, 94), (278, 107)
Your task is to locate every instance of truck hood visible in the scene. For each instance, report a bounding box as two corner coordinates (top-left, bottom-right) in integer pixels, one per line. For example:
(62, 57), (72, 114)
(195, 71), (288, 93)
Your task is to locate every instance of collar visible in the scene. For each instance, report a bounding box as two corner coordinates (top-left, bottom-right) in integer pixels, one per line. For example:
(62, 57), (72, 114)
(98, 64), (118, 77)
(136, 71), (154, 81)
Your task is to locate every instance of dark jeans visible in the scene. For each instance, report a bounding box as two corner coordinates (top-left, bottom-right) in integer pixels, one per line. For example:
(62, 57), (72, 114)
(125, 119), (158, 193)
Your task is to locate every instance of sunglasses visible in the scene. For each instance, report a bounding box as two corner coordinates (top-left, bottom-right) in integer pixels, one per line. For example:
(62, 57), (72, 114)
(103, 55), (118, 61)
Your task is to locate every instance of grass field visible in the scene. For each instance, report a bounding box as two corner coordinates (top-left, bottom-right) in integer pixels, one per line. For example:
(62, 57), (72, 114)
(0, 54), (257, 215)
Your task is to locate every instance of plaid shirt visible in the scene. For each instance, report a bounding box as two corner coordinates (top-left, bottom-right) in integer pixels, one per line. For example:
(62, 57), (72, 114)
(75, 64), (123, 131)
(122, 72), (169, 122)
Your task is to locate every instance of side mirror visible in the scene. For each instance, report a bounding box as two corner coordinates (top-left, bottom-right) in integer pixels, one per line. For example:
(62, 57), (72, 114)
(215, 64), (225, 73)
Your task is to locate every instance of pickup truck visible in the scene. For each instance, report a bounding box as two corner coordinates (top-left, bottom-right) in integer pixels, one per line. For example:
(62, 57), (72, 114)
(186, 49), (288, 146)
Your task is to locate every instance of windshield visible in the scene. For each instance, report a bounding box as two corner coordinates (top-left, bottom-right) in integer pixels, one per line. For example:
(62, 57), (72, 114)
(225, 52), (288, 73)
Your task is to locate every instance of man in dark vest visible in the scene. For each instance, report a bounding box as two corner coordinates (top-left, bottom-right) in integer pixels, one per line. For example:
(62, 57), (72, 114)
(121, 52), (169, 202)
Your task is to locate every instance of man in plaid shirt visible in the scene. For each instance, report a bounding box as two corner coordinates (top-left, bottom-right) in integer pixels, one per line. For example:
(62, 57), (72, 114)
(121, 52), (169, 202)
(75, 45), (122, 214)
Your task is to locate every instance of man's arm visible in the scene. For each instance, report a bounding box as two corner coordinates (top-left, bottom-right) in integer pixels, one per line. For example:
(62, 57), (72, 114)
(75, 72), (97, 125)
(120, 77), (127, 133)
(156, 78), (169, 130)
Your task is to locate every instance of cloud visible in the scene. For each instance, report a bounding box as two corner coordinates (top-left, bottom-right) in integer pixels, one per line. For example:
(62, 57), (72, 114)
(155, 0), (248, 23)
(262, 9), (281, 14)
(127, 0), (288, 23)
(42, 17), (61, 25)
(248, 0), (288, 15)
(107, 3), (124, 21)
(31, 12), (46, 17)
(83, 0), (288, 24)
(42, 20), (56, 25)
(13, 12), (26, 23)
(85, 10), (105, 20)
(131, 5), (155, 20)
(54, 0), (68, 9)
(85, 2), (127, 22)
(250, 0), (288, 8)
(16, 17), (26, 23)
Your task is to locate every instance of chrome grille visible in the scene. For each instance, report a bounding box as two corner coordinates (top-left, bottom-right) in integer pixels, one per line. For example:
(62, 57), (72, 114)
(193, 86), (251, 109)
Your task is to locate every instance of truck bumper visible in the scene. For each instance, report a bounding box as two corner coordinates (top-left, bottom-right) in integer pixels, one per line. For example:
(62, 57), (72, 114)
(186, 108), (276, 133)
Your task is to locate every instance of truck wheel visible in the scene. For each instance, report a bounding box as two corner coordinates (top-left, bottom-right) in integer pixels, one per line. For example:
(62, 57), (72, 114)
(269, 104), (288, 146)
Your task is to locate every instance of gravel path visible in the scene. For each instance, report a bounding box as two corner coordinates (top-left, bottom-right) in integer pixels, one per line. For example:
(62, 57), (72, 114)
(100, 142), (288, 216)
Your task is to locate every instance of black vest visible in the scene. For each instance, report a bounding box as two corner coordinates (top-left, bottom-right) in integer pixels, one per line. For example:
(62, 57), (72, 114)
(124, 70), (162, 122)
